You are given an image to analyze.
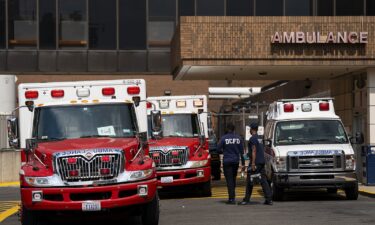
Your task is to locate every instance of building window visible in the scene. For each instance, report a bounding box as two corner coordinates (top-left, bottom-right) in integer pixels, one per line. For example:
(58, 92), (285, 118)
(148, 0), (176, 48)
(317, 0), (333, 16)
(8, 0), (37, 48)
(285, 0), (312, 16)
(39, 0), (56, 49)
(179, 0), (195, 16)
(336, 0), (364, 16)
(89, 0), (116, 50)
(196, 0), (225, 16)
(59, 0), (87, 48)
(0, 0), (5, 48)
(367, 0), (375, 15)
(256, 0), (283, 16)
(119, 0), (146, 50)
(226, 0), (254, 16)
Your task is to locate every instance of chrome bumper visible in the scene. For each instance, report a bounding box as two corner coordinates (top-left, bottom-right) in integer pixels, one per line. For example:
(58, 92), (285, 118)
(275, 171), (357, 188)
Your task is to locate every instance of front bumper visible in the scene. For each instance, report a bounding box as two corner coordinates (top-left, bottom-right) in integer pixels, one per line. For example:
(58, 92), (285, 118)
(156, 166), (211, 187)
(21, 178), (157, 211)
(275, 171), (357, 188)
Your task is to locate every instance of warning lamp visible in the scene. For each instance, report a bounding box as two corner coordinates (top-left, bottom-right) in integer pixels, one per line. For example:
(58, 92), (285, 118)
(102, 87), (115, 96)
(101, 155), (111, 162)
(25, 90), (38, 99)
(67, 157), (77, 164)
(283, 103), (294, 113)
(69, 170), (79, 177)
(319, 102), (330, 111)
(152, 152), (160, 158)
(147, 102), (152, 109)
(193, 99), (204, 107)
(176, 100), (186, 108)
(171, 151), (179, 157)
(100, 168), (111, 175)
(172, 158), (180, 164)
(159, 100), (169, 109)
(127, 86), (140, 95)
(51, 90), (64, 98)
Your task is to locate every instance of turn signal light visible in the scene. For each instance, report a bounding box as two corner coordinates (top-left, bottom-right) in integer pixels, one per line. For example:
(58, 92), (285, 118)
(127, 86), (140, 95)
(319, 102), (330, 111)
(51, 90), (64, 98)
(102, 87), (115, 96)
(284, 103), (294, 113)
(25, 90), (39, 99)
(101, 155), (111, 162)
(69, 170), (79, 177)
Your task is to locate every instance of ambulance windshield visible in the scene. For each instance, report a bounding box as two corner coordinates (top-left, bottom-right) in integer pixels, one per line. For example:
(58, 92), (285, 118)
(275, 120), (348, 145)
(33, 103), (137, 141)
(161, 114), (199, 138)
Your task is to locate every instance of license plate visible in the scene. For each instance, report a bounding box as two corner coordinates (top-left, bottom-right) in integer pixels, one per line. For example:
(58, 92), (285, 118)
(82, 201), (101, 212)
(161, 176), (174, 183)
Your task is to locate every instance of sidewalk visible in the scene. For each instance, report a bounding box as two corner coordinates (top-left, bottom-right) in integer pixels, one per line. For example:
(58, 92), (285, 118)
(359, 184), (375, 198)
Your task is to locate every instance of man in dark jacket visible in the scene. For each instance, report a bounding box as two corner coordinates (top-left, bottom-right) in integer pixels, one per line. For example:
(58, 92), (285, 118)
(217, 124), (245, 204)
(239, 123), (273, 205)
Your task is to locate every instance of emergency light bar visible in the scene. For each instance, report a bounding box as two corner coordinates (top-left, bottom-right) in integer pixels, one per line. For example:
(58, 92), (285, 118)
(127, 86), (140, 95)
(159, 100), (169, 109)
(51, 90), (64, 98)
(25, 90), (38, 99)
(176, 100), (186, 108)
(193, 99), (204, 107)
(102, 87), (115, 96)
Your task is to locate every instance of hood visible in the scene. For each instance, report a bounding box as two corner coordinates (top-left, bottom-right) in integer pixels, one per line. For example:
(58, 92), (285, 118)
(149, 137), (203, 158)
(275, 143), (354, 156)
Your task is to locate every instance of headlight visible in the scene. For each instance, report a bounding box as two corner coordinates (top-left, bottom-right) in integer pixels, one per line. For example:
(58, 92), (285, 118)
(190, 160), (208, 168)
(129, 169), (154, 181)
(25, 177), (51, 187)
(275, 156), (287, 172)
(345, 154), (356, 170)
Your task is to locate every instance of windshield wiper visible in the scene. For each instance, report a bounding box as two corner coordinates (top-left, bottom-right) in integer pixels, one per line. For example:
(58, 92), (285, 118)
(37, 137), (66, 142)
(80, 135), (111, 138)
(310, 138), (347, 143)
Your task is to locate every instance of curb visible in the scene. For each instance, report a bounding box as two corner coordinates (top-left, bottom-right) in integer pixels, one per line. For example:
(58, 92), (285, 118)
(0, 205), (19, 223)
(359, 189), (375, 198)
(0, 182), (19, 188)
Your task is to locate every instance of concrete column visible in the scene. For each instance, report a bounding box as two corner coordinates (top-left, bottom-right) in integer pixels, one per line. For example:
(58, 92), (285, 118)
(367, 68), (375, 145)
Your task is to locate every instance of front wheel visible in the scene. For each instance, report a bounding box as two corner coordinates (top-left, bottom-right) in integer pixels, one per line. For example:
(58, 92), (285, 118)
(345, 183), (359, 200)
(200, 180), (212, 197)
(21, 206), (39, 225)
(141, 192), (160, 225)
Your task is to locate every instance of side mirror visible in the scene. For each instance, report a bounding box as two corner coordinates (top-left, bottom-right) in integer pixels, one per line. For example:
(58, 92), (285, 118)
(25, 101), (35, 112)
(7, 117), (19, 148)
(138, 132), (148, 147)
(264, 140), (272, 148)
(199, 134), (206, 146)
(352, 132), (364, 144)
(151, 110), (162, 138)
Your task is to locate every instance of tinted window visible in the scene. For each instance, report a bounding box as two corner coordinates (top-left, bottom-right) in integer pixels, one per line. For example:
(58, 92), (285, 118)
(33, 104), (137, 140)
(367, 0), (375, 15)
(148, 0), (176, 48)
(317, 0), (333, 16)
(179, 0), (195, 16)
(256, 0), (283, 16)
(119, 0), (146, 50)
(285, 0), (312, 16)
(8, 0), (37, 49)
(89, 0), (116, 50)
(197, 0), (225, 16)
(0, 0), (5, 48)
(227, 0), (253, 16)
(336, 0), (364, 16)
(39, 0), (56, 49)
(59, 0), (87, 48)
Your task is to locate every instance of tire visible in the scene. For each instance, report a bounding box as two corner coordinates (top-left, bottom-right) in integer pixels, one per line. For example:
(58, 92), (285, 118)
(327, 188), (338, 194)
(141, 192), (160, 225)
(200, 180), (212, 197)
(345, 183), (359, 200)
(271, 175), (284, 201)
(21, 206), (39, 225)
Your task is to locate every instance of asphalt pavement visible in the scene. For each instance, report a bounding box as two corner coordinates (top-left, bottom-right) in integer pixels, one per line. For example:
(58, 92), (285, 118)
(1, 179), (375, 225)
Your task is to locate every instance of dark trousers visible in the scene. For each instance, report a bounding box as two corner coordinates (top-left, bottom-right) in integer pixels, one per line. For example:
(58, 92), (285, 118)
(244, 164), (272, 201)
(223, 163), (239, 200)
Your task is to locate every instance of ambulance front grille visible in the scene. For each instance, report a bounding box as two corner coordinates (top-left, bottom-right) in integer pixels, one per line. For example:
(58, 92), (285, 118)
(289, 155), (344, 172)
(56, 154), (122, 181)
(149, 148), (189, 167)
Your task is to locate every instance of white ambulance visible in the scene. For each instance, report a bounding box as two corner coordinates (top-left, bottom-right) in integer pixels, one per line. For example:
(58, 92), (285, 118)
(8, 79), (160, 225)
(146, 95), (212, 196)
(264, 98), (361, 201)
